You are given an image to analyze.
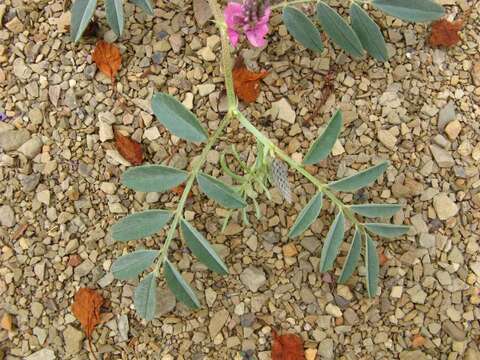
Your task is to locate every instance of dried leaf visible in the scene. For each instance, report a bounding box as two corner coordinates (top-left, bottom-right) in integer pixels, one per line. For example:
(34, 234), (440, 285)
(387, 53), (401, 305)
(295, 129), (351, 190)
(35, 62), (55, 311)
(232, 56), (268, 103)
(1, 313), (13, 331)
(115, 132), (144, 165)
(378, 248), (388, 266)
(411, 334), (426, 348)
(171, 184), (193, 199)
(272, 330), (305, 360)
(428, 19), (463, 48)
(92, 40), (122, 81)
(71, 288), (104, 338)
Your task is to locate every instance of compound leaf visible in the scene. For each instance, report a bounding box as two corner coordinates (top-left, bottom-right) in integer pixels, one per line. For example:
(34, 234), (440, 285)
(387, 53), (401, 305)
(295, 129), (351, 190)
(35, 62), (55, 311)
(350, 3), (388, 62)
(111, 250), (158, 280)
(316, 1), (364, 58)
(71, 0), (97, 43)
(372, 0), (444, 22)
(105, 0), (124, 36)
(364, 223), (410, 238)
(319, 211), (345, 272)
(121, 165), (189, 193)
(338, 227), (362, 284)
(164, 259), (201, 309)
(283, 6), (324, 53)
(328, 161), (389, 192)
(180, 219), (229, 275)
(288, 192), (323, 238)
(152, 93), (207, 143)
(197, 172), (246, 209)
(365, 234), (379, 297)
(349, 204), (401, 218)
(134, 272), (157, 320)
(111, 210), (172, 242)
(303, 110), (343, 165)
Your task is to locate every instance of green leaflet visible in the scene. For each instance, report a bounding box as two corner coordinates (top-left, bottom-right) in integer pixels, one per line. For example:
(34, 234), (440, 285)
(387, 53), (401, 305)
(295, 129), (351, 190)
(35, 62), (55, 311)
(197, 172), (247, 209)
(349, 204), (401, 218)
(364, 223), (410, 238)
(372, 0), (444, 23)
(164, 259), (200, 309)
(288, 192), (323, 238)
(338, 228), (361, 284)
(121, 165), (188, 193)
(111, 250), (158, 280)
(328, 161), (389, 192)
(319, 211), (345, 272)
(180, 219), (229, 275)
(134, 272), (157, 320)
(316, 1), (364, 58)
(152, 93), (207, 143)
(283, 6), (324, 53)
(70, 0), (97, 43)
(105, 0), (124, 36)
(303, 110), (343, 165)
(350, 3), (388, 62)
(365, 234), (379, 297)
(131, 0), (154, 15)
(111, 210), (172, 242)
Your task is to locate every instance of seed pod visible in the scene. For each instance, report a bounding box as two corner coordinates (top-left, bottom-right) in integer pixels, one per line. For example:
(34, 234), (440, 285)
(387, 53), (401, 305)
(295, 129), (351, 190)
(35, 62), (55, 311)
(269, 158), (292, 203)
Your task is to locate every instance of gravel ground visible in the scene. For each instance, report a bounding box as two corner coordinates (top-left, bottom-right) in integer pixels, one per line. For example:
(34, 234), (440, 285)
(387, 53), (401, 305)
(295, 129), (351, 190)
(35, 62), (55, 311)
(1, 0), (480, 359)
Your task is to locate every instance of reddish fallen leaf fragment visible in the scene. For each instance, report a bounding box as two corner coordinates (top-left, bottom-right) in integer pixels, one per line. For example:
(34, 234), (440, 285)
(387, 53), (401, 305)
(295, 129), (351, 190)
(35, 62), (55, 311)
(411, 334), (426, 348)
(171, 184), (193, 199)
(378, 249), (389, 266)
(428, 19), (463, 48)
(71, 288), (104, 338)
(232, 56), (268, 103)
(68, 254), (82, 267)
(115, 132), (144, 165)
(272, 329), (305, 360)
(92, 41), (122, 81)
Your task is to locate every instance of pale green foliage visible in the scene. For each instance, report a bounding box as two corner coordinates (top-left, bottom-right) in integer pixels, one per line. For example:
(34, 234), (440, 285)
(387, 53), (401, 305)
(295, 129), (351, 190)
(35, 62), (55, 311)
(70, 0), (154, 42)
(282, 0), (444, 61)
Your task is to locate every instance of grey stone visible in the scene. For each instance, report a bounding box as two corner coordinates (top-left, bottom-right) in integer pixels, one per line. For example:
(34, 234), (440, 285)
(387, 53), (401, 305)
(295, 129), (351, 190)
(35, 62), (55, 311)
(0, 129), (30, 151)
(25, 349), (56, 360)
(156, 288), (176, 316)
(240, 266), (266, 292)
(0, 205), (15, 227)
(442, 320), (466, 341)
(208, 309), (229, 338)
(301, 237), (321, 253)
(438, 101), (456, 131)
(31, 301), (44, 318)
(465, 347), (480, 360)
(433, 193), (458, 220)
(19, 173), (41, 192)
(74, 259), (95, 278)
(430, 145), (455, 168)
(318, 338), (334, 359)
(64, 325), (84, 355)
(18, 137), (43, 159)
(193, 0), (213, 27)
(240, 313), (255, 327)
(117, 315), (129, 342)
(399, 350), (428, 360)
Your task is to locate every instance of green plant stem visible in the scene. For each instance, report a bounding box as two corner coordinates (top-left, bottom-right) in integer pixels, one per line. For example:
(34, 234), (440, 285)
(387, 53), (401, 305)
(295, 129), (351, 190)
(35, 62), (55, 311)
(155, 113), (233, 273)
(233, 110), (364, 232)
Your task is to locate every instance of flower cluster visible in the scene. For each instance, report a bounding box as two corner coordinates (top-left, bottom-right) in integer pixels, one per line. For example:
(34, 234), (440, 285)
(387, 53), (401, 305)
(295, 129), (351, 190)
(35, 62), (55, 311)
(224, 0), (271, 48)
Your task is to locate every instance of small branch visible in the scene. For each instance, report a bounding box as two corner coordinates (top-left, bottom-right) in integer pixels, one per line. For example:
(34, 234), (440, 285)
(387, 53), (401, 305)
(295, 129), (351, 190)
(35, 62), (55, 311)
(233, 110), (364, 232)
(155, 113), (234, 272)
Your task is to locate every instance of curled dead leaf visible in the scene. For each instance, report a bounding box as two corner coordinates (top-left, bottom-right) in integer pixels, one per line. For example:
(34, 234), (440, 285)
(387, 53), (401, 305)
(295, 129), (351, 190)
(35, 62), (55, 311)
(428, 19), (463, 48)
(115, 132), (144, 165)
(271, 329), (305, 360)
(71, 288), (104, 338)
(232, 56), (268, 104)
(92, 41), (122, 82)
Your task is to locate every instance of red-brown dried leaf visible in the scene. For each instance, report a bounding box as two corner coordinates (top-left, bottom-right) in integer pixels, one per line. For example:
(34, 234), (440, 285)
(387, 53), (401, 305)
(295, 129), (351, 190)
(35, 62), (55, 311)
(411, 334), (426, 348)
(378, 248), (389, 266)
(232, 56), (268, 103)
(271, 329), (305, 360)
(71, 288), (104, 338)
(68, 254), (82, 267)
(115, 132), (144, 165)
(92, 41), (122, 81)
(428, 19), (463, 48)
(171, 184), (193, 199)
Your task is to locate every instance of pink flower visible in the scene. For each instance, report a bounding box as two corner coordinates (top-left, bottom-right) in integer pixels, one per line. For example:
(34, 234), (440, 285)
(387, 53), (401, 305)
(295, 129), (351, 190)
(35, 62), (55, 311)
(224, 0), (271, 48)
